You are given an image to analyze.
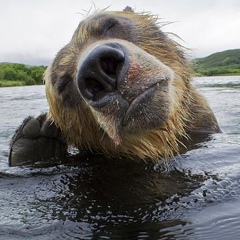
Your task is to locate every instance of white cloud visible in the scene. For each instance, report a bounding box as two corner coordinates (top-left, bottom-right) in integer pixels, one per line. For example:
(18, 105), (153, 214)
(0, 0), (239, 64)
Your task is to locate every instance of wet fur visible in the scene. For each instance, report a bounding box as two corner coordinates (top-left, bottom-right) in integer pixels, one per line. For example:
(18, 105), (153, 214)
(45, 9), (220, 162)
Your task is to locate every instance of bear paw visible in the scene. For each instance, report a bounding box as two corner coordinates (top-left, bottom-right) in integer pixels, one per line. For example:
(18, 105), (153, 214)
(9, 113), (67, 166)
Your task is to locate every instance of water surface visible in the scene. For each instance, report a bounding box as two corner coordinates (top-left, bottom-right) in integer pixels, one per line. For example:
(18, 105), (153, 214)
(0, 76), (240, 239)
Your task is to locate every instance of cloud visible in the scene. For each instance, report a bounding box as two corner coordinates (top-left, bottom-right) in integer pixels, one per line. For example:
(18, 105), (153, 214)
(0, 0), (239, 64)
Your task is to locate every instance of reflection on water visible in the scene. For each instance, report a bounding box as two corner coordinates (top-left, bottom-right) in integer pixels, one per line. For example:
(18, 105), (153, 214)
(0, 76), (240, 239)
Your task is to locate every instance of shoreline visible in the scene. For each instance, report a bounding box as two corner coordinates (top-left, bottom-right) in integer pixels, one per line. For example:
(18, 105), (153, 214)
(1, 75), (240, 87)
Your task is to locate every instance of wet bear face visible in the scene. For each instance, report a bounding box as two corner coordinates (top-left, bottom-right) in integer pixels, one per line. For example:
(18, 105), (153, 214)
(77, 39), (175, 143)
(45, 9), (197, 160)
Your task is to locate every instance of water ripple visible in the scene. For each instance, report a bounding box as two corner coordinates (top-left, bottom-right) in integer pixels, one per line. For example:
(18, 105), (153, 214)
(0, 77), (240, 239)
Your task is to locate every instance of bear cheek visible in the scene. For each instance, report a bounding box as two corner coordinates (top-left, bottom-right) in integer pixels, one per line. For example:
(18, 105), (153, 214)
(118, 41), (174, 102)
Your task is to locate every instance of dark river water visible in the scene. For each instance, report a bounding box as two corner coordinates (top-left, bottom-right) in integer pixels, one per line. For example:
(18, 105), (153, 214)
(0, 76), (240, 240)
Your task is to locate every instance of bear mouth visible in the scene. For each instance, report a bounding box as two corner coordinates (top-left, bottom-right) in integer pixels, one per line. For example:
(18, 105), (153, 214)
(88, 76), (170, 145)
(122, 82), (160, 127)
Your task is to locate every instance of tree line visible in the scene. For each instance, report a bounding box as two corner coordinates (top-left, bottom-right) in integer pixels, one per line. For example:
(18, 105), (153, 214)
(0, 63), (47, 85)
(192, 49), (240, 76)
(193, 64), (240, 76)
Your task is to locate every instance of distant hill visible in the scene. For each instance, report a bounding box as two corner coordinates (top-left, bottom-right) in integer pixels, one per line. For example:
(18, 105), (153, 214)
(193, 49), (240, 76)
(0, 62), (46, 87)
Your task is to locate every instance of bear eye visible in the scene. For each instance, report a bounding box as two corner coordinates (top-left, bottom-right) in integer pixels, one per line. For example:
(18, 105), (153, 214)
(102, 18), (118, 35)
(57, 74), (72, 94)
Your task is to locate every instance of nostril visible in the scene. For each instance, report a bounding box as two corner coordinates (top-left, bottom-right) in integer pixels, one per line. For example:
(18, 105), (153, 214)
(84, 56), (123, 101)
(84, 78), (106, 101)
(100, 58), (119, 77)
(77, 43), (129, 107)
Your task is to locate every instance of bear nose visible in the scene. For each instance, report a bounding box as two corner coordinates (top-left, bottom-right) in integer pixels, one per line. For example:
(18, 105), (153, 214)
(77, 43), (128, 107)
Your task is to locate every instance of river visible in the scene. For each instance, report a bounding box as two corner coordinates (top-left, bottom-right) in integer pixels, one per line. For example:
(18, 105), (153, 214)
(0, 76), (240, 239)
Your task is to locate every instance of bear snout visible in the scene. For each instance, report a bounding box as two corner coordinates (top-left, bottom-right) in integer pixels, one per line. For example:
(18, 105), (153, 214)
(75, 39), (174, 139)
(77, 42), (129, 108)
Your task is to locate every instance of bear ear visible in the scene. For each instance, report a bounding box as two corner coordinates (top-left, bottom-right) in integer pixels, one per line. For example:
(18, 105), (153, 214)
(123, 6), (134, 12)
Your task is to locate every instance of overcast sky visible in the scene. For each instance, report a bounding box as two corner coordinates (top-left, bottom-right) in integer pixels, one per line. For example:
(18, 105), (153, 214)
(0, 0), (239, 65)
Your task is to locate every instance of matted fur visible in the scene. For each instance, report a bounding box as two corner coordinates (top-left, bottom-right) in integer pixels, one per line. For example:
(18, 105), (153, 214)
(45, 9), (220, 162)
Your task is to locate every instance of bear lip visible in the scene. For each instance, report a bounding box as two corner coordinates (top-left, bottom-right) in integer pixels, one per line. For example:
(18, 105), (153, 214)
(122, 82), (160, 127)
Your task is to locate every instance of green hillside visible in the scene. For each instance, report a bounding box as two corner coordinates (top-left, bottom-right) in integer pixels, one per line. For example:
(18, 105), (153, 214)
(193, 49), (240, 76)
(0, 63), (46, 87)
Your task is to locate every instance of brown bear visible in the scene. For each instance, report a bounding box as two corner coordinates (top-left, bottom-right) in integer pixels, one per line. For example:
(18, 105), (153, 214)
(9, 7), (221, 166)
